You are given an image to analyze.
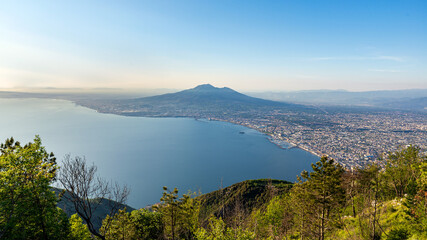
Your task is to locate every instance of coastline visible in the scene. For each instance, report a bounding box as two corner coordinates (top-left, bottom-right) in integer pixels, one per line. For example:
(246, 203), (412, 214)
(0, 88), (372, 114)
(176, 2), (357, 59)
(81, 102), (324, 159)
(0, 96), (322, 159)
(192, 117), (322, 158)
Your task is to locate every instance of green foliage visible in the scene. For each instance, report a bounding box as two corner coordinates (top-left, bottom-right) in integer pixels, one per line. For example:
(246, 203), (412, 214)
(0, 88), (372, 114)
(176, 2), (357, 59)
(355, 163), (384, 240)
(195, 216), (255, 240)
(252, 195), (293, 239)
(291, 156), (346, 240)
(102, 209), (134, 240)
(334, 198), (414, 240)
(416, 160), (427, 190)
(0, 136), (70, 239)
(101, 208), (164, 240)
(154, 187), (200, 240)
(387, 227), (410, 240)
(197, 179), (292, 227)
(331, 146), (426, 240)
(383, 145), (424, 198)
(130, 209), (164, 240)
(405, 159), (427, 236)
(260, 196), (285, 236)
(69, 214), (91, 240)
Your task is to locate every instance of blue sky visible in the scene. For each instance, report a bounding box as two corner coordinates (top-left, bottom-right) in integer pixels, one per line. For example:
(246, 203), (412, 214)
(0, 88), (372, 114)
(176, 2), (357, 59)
(0, 0), (426, 91)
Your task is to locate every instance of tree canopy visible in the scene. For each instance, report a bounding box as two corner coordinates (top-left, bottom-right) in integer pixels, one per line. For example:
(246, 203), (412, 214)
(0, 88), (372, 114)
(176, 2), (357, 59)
(0, 136), (70, 239)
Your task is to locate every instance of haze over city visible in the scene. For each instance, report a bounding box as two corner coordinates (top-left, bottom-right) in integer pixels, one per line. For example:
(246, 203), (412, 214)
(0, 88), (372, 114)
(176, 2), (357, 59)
(1, 0), (426, 91)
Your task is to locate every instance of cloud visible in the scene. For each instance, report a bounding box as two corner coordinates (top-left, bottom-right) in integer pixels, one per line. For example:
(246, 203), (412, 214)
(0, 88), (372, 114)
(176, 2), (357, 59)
(294, 74), (320, 79)
(368, 69), (403, 73)
(308, 55), (404, 62)
(373, 56), (404, 62)
(309, 56), (364, 61)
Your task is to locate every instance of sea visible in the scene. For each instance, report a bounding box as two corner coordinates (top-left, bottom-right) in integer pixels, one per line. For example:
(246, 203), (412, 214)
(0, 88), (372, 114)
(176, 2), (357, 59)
(0, 98), (319, 208)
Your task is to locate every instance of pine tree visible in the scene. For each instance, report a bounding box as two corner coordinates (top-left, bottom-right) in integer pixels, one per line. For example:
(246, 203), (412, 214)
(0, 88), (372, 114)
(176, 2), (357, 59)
(293, 156), (345, 240)
(155, 187), (200, 240)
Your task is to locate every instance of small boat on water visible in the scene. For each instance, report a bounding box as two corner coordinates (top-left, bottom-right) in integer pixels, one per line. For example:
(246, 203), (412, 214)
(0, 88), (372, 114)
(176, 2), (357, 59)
(239, 131), (245, 134)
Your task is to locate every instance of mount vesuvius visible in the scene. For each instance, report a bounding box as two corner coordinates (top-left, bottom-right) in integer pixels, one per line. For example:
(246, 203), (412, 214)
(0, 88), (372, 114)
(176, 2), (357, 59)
(79, 84), (315, 117)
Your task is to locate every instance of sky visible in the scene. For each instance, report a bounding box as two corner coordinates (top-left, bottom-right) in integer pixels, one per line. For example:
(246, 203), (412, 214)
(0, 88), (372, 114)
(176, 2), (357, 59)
(0, 0), (426, 91)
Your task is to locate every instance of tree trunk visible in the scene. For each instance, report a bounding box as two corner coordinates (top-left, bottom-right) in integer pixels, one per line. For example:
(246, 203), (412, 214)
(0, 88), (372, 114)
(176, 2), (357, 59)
(321, 208), (325, 240)
(171, 206), (175, 240)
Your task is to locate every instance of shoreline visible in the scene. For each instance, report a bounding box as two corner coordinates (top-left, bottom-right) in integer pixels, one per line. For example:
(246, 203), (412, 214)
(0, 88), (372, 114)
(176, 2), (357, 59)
(199, 117), (322, 158)
(0, 96), (322, 159)
(83, 104), (324, 159)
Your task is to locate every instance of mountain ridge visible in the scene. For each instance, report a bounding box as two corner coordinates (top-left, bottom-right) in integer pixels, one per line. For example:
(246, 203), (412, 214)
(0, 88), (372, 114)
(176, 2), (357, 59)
(127, 83), (286, 107)
(84, 84), (314, 117)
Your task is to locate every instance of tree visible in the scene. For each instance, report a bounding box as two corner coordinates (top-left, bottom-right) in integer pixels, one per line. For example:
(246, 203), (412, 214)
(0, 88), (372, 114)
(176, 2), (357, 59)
(357, 163), (383, 240)
(409, 165), (427, 238)
(101, 208), (164, 240)
(155, 187), (199, 240)
(289, 178), (312, 240)
(58, 154), (130, 240)
(195, 216), (255, 240)
(69, 214), (91, 240)
(130, 209), (164, 240)
(252, 195), (294, 239)
(0, 136), (70, 239)
(157, 187), (180, 240)
(293, 156), (345, 240)
(383, 145), (423, 198)
(101, 209), (134, 240)
(400, 148), (427, 237)
(342, 169), (358, 218)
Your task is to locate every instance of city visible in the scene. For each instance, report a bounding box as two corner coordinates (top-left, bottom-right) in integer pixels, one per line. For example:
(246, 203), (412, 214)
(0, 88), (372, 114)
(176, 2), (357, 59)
(226, 110), (427, 169)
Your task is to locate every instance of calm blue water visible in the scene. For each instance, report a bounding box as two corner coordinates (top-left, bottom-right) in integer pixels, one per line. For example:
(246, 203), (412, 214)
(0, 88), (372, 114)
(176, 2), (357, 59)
(0, 98), (319, 208)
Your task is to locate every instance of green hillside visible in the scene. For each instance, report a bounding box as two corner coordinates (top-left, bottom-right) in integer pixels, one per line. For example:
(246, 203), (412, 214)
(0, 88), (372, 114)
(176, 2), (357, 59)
(197, 179), (292, 226)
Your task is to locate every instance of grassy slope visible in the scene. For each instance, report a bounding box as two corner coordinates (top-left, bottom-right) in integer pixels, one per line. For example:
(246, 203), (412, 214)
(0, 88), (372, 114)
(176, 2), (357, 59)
(332, 198), (426, 240)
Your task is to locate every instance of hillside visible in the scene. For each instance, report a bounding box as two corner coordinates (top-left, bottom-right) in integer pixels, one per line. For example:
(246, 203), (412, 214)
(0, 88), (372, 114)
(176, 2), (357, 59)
(197, 179), (293, 226)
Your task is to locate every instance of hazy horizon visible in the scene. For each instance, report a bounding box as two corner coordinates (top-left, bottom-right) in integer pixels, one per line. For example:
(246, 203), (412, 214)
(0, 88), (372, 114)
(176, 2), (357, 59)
(1, 84), (427, 94)
(1, 1), (426, 91)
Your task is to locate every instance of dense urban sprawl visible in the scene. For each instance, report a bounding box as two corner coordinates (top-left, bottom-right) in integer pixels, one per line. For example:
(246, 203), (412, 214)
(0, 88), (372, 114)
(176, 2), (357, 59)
(210, 110), (427, 169)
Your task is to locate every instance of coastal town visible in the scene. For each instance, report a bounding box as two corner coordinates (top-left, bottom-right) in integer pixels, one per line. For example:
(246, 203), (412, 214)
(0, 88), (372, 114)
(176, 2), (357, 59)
(211, 110), (427, 169)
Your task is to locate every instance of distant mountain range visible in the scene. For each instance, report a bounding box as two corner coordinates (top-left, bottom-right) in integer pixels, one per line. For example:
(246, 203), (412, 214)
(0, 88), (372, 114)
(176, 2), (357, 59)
(247, 89), (427, 111)
(84, 84), (314, 117)
(381, 97), (427, 112)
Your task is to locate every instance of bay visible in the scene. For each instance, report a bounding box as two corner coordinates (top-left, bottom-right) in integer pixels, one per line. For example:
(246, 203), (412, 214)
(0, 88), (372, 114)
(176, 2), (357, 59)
(0, 98), (319, 208)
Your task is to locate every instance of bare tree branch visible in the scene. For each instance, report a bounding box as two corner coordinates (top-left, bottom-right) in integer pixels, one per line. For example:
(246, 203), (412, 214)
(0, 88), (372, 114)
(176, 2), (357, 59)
(58, 154), (130, 240)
